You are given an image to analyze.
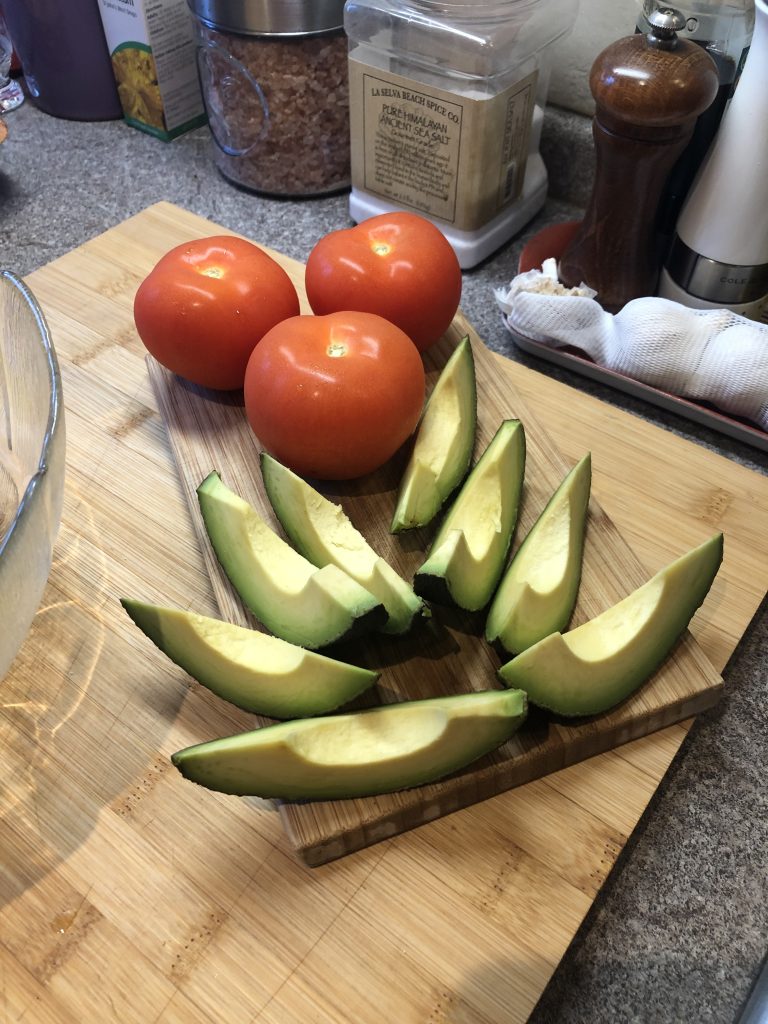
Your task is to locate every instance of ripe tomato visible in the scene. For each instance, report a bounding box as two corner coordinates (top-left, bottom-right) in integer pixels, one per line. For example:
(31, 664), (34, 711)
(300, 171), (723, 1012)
(244, 311), (425, 480)
(304, 212), (462, 352)
(134, 235), (300, 390)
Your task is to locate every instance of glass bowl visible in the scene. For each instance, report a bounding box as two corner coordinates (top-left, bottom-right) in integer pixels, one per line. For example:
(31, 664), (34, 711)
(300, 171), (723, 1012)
(0, 271), (65, 682)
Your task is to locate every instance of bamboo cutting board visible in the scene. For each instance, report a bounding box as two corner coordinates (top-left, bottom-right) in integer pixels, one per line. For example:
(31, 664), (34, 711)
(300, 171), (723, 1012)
(2, 201), (766, 1024)
(146, 232), (723, 867)
(150, 337), (725, 866)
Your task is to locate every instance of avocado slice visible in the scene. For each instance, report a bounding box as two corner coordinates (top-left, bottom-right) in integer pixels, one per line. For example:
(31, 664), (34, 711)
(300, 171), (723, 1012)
(121, 599), (379, 718)
(171, 688), (528, 800)
(260, 453), (425, 635)
(197, 472), (386, 649)
(391, 336), (477, 533)
(498, 533), (723, 717)
(486, 454), (592, 655)
(413, 420), (526, 611)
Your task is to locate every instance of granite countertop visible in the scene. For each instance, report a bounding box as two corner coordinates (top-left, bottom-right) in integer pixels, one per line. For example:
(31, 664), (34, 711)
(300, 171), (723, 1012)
(1, 101), (766, 1024)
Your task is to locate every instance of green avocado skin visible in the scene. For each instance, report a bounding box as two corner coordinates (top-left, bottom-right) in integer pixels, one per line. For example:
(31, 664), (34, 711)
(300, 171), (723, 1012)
(120, 598), (380, 719)
(196, 471), (386, 650)
(171, 689), (528, 801)
(413, 419), (526, 612)
(498, 533), (723, 717)
(391, 335), (477, 534)
(259, 452), (425, 636)
(485, 453), (592, 656)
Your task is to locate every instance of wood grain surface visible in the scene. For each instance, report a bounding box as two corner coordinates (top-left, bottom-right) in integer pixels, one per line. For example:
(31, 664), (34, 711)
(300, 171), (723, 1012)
(148, 298), (722, 867)
(2, 201), (766, 1024)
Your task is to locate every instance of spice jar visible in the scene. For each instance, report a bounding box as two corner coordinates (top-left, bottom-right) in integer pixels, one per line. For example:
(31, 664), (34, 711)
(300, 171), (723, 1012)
(188, 0), (350, 197)
(344, 0), (578, 267)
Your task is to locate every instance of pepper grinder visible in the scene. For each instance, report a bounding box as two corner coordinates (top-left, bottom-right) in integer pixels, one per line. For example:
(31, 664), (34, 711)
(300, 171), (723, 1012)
(558, 8), (719, 312)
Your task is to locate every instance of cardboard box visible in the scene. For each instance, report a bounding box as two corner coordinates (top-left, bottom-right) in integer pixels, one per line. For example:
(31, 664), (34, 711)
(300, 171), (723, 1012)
(97, 0), (206, 141)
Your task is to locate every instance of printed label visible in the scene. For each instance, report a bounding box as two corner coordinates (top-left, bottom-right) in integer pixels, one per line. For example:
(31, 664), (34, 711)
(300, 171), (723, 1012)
(349, 59), (538, 230)
(97, 0), (205, 139)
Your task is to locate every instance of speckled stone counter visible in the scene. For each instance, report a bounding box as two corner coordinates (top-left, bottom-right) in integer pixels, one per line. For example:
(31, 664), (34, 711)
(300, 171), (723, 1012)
(1, 100), (765, 1024)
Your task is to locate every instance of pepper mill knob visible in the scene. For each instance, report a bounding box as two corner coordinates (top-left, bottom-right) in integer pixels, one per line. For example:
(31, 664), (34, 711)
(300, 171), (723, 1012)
(558, 7), (719, 312)
(647, 7), (686, 47)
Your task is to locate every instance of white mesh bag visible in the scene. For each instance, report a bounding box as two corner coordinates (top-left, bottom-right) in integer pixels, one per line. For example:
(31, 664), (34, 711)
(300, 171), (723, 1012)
(495, 260), (768, 431)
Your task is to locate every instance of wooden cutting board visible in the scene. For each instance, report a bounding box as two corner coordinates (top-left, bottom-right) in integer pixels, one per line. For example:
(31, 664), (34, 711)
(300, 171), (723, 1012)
(148, 291), (723, 867)
(2, 201), (765, 1024)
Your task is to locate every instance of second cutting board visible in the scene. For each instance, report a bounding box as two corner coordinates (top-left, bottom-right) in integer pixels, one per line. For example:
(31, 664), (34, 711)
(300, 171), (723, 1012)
(145, 219), (722, 866)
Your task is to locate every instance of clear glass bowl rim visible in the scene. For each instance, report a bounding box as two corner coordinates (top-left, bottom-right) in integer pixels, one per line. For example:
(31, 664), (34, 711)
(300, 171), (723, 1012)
(0, 270), (64, 561)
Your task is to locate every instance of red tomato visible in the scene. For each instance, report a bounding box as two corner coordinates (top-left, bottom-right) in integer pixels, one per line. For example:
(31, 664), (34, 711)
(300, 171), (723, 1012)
(304, 212), (462, 352)
(134, 235), (300, 390)
(244, 311), (425, 480)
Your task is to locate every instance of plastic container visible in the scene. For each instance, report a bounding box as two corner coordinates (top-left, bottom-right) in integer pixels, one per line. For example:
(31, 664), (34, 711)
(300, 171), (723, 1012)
(343, 0), (578, 268)
(188, 0), (351, 197)
(2, 0), (122, 121)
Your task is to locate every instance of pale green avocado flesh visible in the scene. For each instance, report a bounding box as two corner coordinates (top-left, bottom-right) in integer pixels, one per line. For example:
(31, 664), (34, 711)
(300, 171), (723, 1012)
(498, 533), (723, 717)
(391, 336), (477, 533)
(121, 599), (379, 718)
(260, 453), (425, 635)
(197, 472), (386, 650)
(414, 419), (526, 611)
(486, 454), (592, 655)
(171, 688), (528, 800)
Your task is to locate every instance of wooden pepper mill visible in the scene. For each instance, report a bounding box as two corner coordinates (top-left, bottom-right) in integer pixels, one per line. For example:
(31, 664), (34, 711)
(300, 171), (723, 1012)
(558, 8), (720, 312)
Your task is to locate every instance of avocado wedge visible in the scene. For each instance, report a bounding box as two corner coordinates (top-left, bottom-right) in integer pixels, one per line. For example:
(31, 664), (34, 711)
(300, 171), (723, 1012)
(121, 600), (379, 718)
(498, 533), (723, 717)
(197, 472), (386, 649)
(414, 420), (526, 611)
(486, 454), (592, 655)
(391, 336), (477, 533)
(260, 453), (425, 635)
(171, 688), (528, 800)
